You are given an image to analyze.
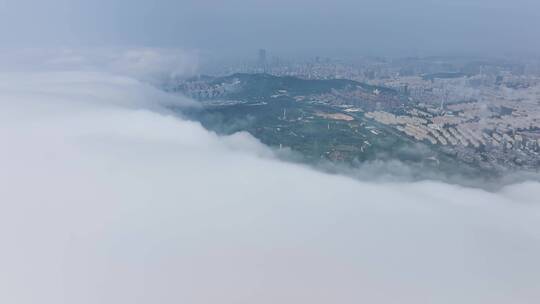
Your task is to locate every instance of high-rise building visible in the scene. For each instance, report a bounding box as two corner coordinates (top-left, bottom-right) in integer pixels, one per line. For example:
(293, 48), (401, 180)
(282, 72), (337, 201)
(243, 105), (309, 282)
(258, 49), (267, 69)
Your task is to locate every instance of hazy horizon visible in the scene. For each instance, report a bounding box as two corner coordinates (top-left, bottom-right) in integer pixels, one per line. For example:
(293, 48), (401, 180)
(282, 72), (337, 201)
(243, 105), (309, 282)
(2, 0), (540, 58)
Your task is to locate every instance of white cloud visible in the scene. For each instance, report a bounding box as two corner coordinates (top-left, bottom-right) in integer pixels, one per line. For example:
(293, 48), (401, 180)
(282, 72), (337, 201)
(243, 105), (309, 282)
(0, 52), (539, 304)
(0, 47), (199, 84)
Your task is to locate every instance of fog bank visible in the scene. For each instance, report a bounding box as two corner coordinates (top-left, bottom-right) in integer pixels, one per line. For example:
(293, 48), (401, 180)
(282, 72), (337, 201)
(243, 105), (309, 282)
(1, 52), (539, 303)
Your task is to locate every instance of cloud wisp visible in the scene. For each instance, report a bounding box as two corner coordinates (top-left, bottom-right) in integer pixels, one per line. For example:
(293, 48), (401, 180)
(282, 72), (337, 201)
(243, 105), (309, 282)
(1, 52), (540, 303)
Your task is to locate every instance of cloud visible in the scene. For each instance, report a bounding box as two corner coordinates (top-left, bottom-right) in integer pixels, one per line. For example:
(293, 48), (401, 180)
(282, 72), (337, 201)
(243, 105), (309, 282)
(0, 47), (199, 84)
(0, 51), (539, 304)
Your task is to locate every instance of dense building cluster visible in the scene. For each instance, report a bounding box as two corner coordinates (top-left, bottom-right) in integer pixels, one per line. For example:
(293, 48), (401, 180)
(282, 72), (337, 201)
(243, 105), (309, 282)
(185, 54), (540, 170)
(362, 82), (540, 169)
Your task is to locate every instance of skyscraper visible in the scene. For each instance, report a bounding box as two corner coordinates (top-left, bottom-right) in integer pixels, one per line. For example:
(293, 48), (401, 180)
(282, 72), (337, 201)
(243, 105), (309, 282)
(258, 49), (267, 72)
(258, 49), (267, 66)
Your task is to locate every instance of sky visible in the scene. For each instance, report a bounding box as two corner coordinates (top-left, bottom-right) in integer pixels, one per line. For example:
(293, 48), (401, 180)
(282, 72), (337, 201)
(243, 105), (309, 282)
(1, 0), (540, 57)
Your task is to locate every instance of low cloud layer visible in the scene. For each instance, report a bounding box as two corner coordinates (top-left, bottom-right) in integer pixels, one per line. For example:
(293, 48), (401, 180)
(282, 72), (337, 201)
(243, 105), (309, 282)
(1, 52), (540, 303)
(0, 48), (199, 84)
